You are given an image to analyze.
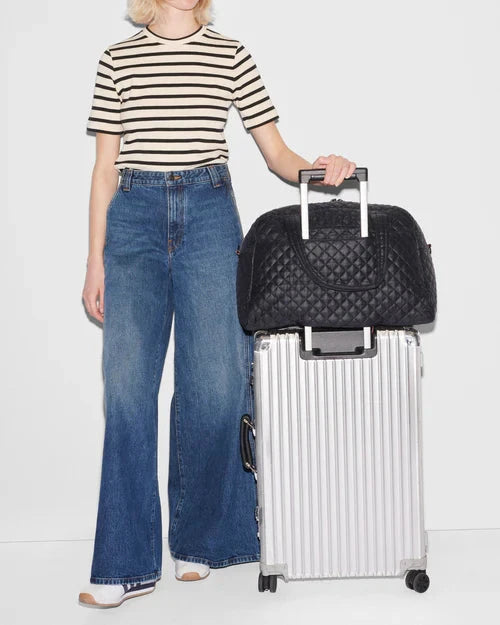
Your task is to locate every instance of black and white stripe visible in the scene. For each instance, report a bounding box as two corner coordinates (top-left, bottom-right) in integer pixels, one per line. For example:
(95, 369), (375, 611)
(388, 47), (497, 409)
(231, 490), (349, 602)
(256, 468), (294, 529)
(86, 24), (280, 172)
(121, 580), (156, 595)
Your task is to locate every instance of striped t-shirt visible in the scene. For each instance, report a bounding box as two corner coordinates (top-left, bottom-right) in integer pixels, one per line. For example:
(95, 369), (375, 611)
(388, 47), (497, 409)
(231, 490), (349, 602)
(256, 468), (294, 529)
(86, 23), (280, 172)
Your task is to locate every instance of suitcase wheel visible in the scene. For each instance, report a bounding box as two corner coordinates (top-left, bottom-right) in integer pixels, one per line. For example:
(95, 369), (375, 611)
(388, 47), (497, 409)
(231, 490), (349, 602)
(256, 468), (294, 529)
(258, 572), (278, 593)
(405, 569), (430, 593)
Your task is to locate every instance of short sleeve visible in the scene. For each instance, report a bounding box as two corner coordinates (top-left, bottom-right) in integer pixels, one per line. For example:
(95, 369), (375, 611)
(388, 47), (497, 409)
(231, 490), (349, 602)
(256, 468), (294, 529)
(232, 42), (279, 131)
(86, 48), (124, 135)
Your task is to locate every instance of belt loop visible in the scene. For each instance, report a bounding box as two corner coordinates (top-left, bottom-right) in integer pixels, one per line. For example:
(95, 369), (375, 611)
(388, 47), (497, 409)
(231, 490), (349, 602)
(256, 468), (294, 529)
(121, 168), (132, 192)
(207, 164), (223, 188)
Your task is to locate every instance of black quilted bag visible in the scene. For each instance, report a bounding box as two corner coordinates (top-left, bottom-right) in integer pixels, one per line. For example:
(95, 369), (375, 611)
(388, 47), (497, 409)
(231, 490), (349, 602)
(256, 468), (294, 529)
(236, 197), (437, 331)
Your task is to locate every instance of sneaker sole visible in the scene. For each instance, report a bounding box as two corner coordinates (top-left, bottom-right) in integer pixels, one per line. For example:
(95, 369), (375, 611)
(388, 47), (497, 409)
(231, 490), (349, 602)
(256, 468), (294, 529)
(175, 570), (210, 582)
(78, 586), (156, 608)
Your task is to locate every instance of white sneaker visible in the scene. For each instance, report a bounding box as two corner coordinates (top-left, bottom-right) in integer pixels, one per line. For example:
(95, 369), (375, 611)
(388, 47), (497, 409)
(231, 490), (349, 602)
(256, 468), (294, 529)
(78, 578), (158, 608)
(174, 558), (210, 581)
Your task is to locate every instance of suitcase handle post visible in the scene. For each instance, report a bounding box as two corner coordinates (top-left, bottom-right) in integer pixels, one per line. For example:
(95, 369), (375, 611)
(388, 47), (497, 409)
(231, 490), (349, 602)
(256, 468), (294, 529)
(298, 167), (369, 239)
(297, 166), (371, 352)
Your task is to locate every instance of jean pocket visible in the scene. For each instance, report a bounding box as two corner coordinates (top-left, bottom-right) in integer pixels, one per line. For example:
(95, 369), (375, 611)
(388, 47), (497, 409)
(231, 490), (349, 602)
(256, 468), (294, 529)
(223, 179), (244, 241)
(224, 178), (238, 208)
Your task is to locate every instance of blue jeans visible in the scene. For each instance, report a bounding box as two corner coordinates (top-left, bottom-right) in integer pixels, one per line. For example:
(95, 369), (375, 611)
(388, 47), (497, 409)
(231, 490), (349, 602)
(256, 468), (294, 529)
(89, 163), (259, 585)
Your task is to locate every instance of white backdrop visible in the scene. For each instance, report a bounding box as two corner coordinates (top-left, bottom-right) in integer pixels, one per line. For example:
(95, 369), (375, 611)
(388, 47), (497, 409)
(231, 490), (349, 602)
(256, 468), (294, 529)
(2, 0), (499, 543)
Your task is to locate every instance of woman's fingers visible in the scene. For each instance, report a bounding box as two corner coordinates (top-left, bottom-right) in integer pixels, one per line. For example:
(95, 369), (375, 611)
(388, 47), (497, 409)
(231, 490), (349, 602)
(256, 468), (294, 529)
(93, 284), (104, 322)
(82, 260), (105, 323)
(311, 155), (357, 185)
(98, 285), (105, 318)
(322, 154), (338, 185)
(84, 287), (103, 323)
(311, 155), (327, 173)
(330, 156), (346, 186)
(335, 163), (350, 186)
(312, 155), (326, 167)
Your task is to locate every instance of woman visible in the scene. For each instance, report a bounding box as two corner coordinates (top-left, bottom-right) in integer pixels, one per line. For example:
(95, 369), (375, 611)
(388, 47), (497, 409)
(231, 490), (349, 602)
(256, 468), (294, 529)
(80, 0), (356, 609)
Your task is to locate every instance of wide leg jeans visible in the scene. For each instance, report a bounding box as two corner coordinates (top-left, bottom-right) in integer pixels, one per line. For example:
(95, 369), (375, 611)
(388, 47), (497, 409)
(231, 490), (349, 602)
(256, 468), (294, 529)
(89, 163), (259, 585)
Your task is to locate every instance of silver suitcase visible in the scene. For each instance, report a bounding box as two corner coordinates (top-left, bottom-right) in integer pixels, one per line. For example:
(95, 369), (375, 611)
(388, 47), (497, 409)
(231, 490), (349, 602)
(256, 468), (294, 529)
(240, 168), (430, 594)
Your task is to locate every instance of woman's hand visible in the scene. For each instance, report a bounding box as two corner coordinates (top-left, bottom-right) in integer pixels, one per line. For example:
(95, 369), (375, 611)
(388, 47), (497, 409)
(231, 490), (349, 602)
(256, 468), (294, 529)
(311, 154), (357, 186)
(83, 257), (105, 323)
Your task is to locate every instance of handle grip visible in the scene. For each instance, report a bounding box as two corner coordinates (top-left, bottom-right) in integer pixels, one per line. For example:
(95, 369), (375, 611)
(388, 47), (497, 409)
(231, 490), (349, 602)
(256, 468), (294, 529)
(239, 414), (257, 478)
(299, 167), (368, 185)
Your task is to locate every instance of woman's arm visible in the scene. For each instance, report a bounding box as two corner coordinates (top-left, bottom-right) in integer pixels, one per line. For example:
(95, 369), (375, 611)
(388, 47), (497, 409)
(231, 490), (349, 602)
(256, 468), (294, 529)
(249, 122), (356, 185)
(82, 133), (121, 323)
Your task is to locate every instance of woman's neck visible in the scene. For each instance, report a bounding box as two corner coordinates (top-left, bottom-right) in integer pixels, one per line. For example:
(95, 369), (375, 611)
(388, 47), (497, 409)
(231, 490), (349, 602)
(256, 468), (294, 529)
(149, 8), (199, 39)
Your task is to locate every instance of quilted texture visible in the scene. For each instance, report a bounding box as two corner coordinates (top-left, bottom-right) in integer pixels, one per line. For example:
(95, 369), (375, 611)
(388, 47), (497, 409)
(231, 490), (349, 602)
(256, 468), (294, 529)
(236, 199), (437, 331)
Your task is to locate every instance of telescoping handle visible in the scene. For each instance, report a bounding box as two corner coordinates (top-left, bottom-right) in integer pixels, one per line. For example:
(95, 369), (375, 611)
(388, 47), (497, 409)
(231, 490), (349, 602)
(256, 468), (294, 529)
(298, 167), (369, 239)
(297, 167), (371, 352)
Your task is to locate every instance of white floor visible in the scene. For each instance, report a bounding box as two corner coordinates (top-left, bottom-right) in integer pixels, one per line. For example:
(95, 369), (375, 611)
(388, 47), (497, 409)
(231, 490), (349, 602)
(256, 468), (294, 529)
(1, 529), (498, 625)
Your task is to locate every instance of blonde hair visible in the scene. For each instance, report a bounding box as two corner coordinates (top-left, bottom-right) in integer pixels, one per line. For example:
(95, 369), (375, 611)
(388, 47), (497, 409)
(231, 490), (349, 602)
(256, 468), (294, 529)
(127, 0), (213, 26)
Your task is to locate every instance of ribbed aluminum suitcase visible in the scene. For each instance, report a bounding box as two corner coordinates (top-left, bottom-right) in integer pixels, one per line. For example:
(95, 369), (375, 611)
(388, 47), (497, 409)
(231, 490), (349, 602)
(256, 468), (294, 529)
(239, 168), (430, 594)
